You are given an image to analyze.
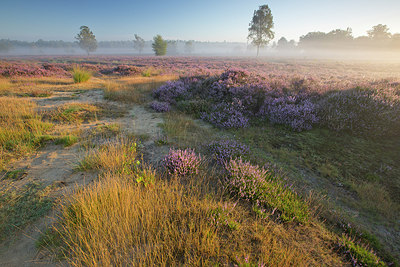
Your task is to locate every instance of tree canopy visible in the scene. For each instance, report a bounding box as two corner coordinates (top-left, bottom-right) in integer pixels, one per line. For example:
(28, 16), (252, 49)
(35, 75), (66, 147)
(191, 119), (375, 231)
(152, 35), (167, 56)
(248, 5), (274, 56)
(133, 34), (145, 54)
(75, 26), (97, 55)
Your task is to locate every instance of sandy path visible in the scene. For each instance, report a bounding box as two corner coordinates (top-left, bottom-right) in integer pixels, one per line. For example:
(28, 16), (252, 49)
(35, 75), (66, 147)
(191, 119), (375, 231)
(0, 88), (167, 266)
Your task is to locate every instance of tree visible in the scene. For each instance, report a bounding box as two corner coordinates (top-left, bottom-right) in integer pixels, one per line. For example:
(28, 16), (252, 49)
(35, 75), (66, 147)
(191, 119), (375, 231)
(367, 24), (391, 40)
(167, 40), (178, 55)
(152, 35), (167, 56)
(75, 26), (97, 55)
(133, 34), (145, 54)
(277, 37), (288, 49)
(248, 5), (274, 56)
(184, 41), (194, 54)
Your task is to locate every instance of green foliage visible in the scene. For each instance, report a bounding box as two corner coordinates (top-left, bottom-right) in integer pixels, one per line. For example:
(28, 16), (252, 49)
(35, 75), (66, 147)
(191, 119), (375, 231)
(152, 35), (167, 56)
(338, 235), (386, 266)
(75, 25), (97, 55)
(248, 5), (274, 56)
(2, 169), (26, 180)
(55, 135), (78, 147)
(176, 99), (210, 118)
(72, 66), (92, 83)
(0, 182), (53, 241)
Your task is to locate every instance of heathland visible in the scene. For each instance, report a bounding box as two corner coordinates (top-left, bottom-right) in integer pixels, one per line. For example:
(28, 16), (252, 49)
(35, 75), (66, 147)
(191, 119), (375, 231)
(0, 56), (399, 266)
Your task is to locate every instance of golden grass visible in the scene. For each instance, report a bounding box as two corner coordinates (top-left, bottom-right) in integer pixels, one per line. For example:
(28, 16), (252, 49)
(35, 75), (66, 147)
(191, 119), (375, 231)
(104, 75), (177, 103)
(0, 97), (52, 170)
(49, 171), (344, 266)
(49, 103), (100, 124)
(78, 136), (137, 173)
(162, 112), (215, 148)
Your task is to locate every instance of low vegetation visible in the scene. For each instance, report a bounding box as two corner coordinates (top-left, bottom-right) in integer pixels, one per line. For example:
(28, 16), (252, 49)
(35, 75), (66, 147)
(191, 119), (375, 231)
(0, 97), (53, 170)
(0, 181), (53, 241)
(72, 66), (92, 83)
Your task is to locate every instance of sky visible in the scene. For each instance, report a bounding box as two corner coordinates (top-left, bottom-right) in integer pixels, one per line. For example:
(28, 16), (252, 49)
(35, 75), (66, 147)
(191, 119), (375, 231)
(1, 0), (400, 43)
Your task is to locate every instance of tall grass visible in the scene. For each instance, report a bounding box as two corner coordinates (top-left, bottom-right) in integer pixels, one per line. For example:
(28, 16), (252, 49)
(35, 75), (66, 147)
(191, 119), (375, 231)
(0, 97), (52, 169)
(49, 172), (344, 266)
(72, 67), (92, 83)
(78, 136), (138, 173)
(104, 76), (176, 103)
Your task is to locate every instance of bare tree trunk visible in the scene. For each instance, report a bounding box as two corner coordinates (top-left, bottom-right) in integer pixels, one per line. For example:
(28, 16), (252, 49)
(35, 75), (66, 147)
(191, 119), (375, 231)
(257, 45), (260, 56)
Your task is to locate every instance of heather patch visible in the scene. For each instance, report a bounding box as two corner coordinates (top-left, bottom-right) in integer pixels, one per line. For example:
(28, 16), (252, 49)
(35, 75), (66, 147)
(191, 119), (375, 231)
(224, 158), (309, 224)
(164, 148), (201, 176)
(208, 139), (250, 165)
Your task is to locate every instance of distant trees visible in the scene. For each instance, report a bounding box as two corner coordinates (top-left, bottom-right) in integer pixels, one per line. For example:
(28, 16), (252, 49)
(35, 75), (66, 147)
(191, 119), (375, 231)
(75, 26), (97, 55)
(167, 40), (178, 55)
(248, 5), (274, 56)
(277, 37), (296, 50)
(367, 24), (391, 40)
(0, 39), (12, 53)
(152, 35), (167, 56)
(133, 34), (145, 54)
(184, 41), (194, 54)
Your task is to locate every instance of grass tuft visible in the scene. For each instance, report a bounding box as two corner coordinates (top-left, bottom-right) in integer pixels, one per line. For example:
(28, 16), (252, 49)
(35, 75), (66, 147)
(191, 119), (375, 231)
(72, 67), (92, 83)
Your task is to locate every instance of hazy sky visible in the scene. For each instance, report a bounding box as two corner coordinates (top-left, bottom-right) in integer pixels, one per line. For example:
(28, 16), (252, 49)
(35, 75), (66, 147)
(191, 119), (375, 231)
(1, 0), (399, 42)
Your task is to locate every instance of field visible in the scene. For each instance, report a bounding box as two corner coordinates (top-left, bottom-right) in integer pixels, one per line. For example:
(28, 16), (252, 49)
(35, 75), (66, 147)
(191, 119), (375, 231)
(0, 56), (399, 266)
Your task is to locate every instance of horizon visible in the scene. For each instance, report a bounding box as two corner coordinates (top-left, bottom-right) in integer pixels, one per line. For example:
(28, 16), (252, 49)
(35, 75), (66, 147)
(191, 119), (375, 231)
(1, 0), (400, 43)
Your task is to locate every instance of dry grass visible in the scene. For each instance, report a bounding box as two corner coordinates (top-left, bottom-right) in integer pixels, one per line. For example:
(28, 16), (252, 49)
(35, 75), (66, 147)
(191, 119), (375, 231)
(0, 97), (52, 170)
(47, 171), (344, 266)
(104, 75), (177, 103)
(48, 103), (100, 124)
(78, 136), (137, 173)
(162, 112), (215, 148)
(1, 77), (105, 96)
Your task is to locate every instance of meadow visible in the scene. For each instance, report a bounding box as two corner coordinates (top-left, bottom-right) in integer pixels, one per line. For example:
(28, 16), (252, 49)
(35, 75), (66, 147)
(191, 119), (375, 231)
(0, 56), (399, 266)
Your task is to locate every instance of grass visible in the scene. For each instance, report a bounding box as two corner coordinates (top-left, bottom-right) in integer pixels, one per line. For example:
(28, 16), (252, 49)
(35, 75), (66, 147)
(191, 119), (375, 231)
(227, 123), (399, 261)
(49, 103), (100, 124)
(104, 75), (176, 103)
(78, 136), (138, 173)
(0, 97), (53, 170)
(0, 181), (53, 241)
(161, 112), (215, 148)
(44, 171), (346, 266)
(55, 134), (79, 147)
(338, 235), (386, 266)
(72, 67), (92, 83)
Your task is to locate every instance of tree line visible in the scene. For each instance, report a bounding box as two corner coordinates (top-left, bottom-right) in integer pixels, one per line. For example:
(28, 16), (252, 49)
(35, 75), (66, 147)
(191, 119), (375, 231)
(1, 4), (399, 55)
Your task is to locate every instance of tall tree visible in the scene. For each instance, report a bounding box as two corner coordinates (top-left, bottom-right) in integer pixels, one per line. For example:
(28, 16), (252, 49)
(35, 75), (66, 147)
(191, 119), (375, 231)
(133, 34), (145, 54)
(367, 24), (391, 40)
(75, 26), (97, 55)
(184, 41), (194, 54)
(248, 5), (274, 56)
(152, 35), (167, 56)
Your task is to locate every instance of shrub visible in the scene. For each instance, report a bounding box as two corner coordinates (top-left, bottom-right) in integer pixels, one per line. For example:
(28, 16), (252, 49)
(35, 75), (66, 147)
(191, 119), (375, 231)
(150, 101), (170, 113)
(224, 159), (309, 224)
(259, 96), (319, 131)
(200, 100), (249, 129)
(72, 66), (92, 83)
(164, 148), (201, 176)
(208, 139), (250, 165)
(153, 80), (188, 104)
(319, 87), (400, 137)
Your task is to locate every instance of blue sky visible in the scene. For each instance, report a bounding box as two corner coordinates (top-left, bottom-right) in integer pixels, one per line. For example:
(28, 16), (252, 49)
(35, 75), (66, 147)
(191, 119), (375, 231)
(1, 0), (399, 42)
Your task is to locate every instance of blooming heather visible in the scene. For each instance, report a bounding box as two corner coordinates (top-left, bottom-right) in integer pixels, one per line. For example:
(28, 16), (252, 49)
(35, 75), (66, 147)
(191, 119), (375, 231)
(150, 101), (170, 113)
(164, 148), (201, 176)
(224, 159), (309, 223)
(208, 139), (250, 165)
